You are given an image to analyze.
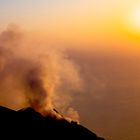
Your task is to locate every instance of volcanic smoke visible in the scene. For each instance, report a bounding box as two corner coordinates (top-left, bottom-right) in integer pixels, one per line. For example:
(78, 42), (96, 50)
(0, 25), (83, 121)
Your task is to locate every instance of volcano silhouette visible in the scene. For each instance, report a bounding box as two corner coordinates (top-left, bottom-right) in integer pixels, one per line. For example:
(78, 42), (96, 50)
(0, 106), (105, 140)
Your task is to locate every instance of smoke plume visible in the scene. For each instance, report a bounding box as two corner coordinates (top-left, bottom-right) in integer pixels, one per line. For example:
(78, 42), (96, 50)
(0, 25), (82, 121)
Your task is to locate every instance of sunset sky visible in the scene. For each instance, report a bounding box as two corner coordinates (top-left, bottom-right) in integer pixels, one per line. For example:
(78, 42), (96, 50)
(1, 1), (140, 140)
(0, 0), (140, 53)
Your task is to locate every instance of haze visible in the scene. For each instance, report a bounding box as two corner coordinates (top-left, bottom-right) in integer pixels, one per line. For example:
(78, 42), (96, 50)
(0, 1), (140, 140)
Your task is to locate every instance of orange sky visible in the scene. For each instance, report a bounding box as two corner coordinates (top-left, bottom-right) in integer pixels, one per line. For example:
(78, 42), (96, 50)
(1, 0), (140, 54)
(1, 1), (140, 140)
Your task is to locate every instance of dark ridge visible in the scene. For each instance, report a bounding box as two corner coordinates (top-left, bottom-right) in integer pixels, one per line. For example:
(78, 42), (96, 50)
(0, 106), (105, 140)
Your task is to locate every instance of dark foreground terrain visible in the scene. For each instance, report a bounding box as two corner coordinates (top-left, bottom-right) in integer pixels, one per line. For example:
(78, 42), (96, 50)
(0, 106), (105, 140)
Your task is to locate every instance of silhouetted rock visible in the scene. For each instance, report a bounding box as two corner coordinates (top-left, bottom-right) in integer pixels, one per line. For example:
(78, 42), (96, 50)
(0, 106), (105, 140)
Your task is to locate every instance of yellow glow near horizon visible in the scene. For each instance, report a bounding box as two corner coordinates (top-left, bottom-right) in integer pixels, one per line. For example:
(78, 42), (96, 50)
(1, 1), (140, 54)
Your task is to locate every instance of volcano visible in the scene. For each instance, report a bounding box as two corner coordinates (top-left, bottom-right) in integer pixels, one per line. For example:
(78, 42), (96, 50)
(0, 106), (105, 140)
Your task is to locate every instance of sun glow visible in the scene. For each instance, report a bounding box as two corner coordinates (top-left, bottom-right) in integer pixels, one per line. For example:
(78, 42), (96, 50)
(126, 5), (140, 33)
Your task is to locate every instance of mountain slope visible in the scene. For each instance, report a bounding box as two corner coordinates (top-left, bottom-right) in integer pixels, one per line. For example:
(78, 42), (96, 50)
(0, 106), (105, 140)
